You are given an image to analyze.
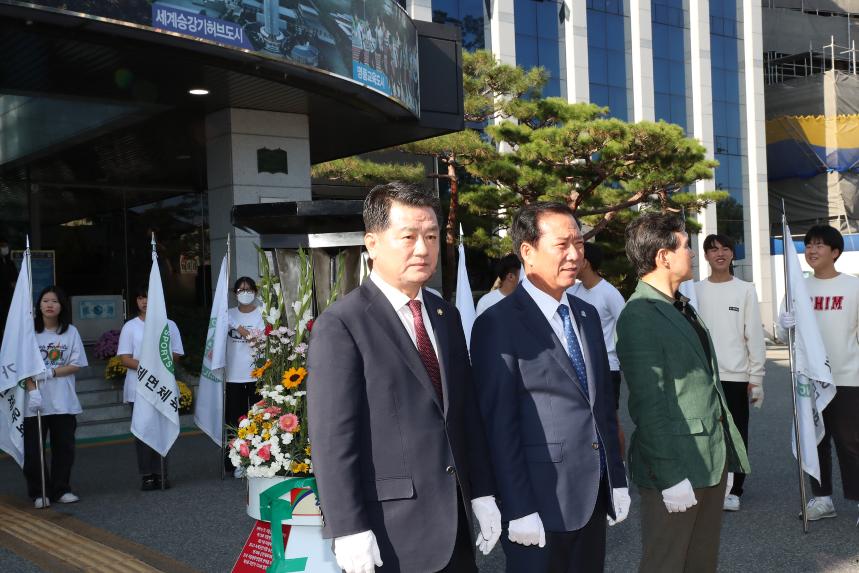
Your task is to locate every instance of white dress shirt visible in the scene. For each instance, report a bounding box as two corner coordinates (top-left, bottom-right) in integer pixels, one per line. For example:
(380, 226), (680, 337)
(370, 272), (439, 359)
(522, 277), (596, 400)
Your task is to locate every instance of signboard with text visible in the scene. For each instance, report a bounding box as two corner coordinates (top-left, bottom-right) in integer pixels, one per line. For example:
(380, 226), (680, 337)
(4, 0), (420, 116)
(232, 520), (291, 573)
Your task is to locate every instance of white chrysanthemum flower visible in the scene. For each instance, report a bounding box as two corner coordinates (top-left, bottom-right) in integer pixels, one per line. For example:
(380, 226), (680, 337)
(239, 418), (250, 428)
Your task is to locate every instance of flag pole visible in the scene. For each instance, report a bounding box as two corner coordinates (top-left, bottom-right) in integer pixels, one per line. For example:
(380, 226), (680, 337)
(220, 236), (231, 480)
(152, 233), (167, 492)
(781, 204), (809, 533)
(27, 237), (49, 509)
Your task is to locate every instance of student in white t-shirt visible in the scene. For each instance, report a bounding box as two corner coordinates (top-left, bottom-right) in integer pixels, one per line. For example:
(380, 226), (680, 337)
(695, 234), (765, 513)
(23, 286), (88, 508)
(779, 225), (859, 524)
(225, 276), (264, 478)
(475, 254), (521, 317)
(567, 242), (627, 454)
(117, 284), (184, 491)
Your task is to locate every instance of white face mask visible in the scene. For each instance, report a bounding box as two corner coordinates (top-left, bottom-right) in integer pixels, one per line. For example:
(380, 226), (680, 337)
(237, 292), (256, 305)
(0, 247), (8, 257)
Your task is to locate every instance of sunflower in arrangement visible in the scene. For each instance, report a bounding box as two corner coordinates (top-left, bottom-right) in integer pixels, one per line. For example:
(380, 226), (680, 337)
(228, 248), (341, 478)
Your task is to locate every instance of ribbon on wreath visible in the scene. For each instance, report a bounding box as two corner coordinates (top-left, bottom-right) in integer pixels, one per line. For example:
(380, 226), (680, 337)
(259, 477), (319, 573)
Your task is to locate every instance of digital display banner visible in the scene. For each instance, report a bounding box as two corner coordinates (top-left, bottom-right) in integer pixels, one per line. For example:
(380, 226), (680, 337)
(8, 0), (420, 115)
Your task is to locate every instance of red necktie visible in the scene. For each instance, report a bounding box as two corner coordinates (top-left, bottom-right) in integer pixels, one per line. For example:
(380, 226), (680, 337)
(407, 299), (443, 402)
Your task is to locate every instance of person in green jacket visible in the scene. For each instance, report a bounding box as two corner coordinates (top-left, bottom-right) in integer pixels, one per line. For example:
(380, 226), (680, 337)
(616, 213), (750, 573)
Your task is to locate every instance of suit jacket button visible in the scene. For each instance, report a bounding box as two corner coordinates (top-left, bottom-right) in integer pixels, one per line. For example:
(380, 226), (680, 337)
(445, 465), (455, 475)
(592, 442), (599, 450)
(718, 415), (724, 422)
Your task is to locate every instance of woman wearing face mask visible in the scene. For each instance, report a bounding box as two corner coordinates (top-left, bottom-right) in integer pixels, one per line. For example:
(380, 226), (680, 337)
(117, 284), (184, 491)
(24, 286), (88, 508)
(225, 277), (264, 478)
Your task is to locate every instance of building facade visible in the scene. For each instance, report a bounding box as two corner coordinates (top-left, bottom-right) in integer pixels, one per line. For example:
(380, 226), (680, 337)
(412, 0), (774, 331)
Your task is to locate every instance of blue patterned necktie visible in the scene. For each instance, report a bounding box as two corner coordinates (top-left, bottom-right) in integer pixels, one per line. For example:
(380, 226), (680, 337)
(557, 304), (589, 399)
(558, 304), (606, 474)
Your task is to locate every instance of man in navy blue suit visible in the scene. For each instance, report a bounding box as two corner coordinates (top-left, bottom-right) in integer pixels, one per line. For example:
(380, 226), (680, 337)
(470, 202), (629, 572)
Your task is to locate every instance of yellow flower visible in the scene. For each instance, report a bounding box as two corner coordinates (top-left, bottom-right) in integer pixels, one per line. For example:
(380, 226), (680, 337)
(104, 356), (127, 380)
(282, 367), (307, 389)
(237, 428), (247, 439)
(246, 422), (258, 435)
(304, 445), (311, 456)
(262, 421), (272, 430)
(290, 461), (310, 474)
(262, 432), (270, 440)
(251, 360), (273, 379)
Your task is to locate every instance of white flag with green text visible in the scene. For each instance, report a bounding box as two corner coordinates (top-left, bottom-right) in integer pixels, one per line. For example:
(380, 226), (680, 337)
(131, 251), (180, 457)
(0, 250), (45, 466)
(194, 254), (229, 445)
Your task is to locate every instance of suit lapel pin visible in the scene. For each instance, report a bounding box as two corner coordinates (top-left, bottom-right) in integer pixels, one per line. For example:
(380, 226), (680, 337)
(437, 308), (444, 316)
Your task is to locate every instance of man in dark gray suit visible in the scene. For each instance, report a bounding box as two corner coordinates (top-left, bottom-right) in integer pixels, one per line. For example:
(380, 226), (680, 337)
(307, 182), (501, 573)
(470, 203), (629, 573)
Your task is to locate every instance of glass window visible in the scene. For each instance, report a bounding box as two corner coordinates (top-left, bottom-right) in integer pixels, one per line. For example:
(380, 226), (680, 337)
(515, 0), (562, 98)
(652, 0), (687, 130)
(432, 0), (485, 51)
(710, 0), (745, 247)
(587, 3), (629, 120)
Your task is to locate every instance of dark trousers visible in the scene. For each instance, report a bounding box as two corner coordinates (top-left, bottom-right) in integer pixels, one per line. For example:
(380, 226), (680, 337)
(23, 414), (77, 500)
(131, 402), (168, 476)
(135, 437), (168, 477)
(224, 381), (259, 471)
(503, 478), (608, 573)
(721, 381), (750, 496)
(638, 467), (727, 573)
(810, 386), (859, 501)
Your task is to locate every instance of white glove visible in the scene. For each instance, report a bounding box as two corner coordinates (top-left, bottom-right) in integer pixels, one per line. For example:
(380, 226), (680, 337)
(778, 311), (796, 330)
(661, 479), (697, 513)
(607, 487), (631, 526)
(333, 530), (383, 573)
(749, 384), (764, 409)
(27, 389), (43, 415)
(507, 512), (546, 547)
(471, 496), (502, 555)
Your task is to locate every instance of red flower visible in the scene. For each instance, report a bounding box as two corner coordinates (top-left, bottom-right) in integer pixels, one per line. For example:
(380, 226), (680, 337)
(306, 319), (314, 332)
(238, 415), (247, 422)
(258, 444), (272, 461)
(264, 324), (273, 336)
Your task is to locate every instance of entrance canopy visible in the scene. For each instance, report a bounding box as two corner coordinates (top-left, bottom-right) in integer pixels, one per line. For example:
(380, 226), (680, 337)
(0, 1), (464, 171)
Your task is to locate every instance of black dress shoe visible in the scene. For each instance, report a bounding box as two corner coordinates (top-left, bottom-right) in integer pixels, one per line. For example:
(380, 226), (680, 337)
(141, 475), (157, 491)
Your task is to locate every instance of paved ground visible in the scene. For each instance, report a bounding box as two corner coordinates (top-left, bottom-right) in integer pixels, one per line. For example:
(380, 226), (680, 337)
(0, 345), (857, 572)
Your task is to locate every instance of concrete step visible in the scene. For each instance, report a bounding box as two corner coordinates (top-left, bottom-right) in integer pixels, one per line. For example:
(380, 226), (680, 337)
(77, 387), (124, 408)
(78, 403), (132, 424)
(75, 413), (197, 442)
(76, 376), (121, 393)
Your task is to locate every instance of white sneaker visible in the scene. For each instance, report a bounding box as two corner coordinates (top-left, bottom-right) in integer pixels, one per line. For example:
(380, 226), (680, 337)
(57, 493), (80, 504)
(723, 494), (741, 511)
(799, 497), (837, 521)
(34, 497), (50, 509)
(233, 466), (245, 479)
